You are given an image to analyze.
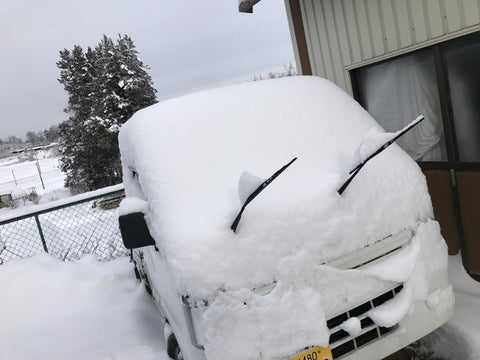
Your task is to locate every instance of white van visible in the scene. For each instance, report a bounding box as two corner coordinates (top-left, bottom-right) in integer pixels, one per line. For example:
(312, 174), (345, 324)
(118, 76), (453, 360)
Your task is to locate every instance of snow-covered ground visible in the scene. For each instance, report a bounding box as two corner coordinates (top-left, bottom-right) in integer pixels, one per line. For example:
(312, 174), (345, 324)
(414, 254), (480, 360)
(0, 254), (167, 360)
(0, 253), (478, 360)
(0, 152), (71, 214)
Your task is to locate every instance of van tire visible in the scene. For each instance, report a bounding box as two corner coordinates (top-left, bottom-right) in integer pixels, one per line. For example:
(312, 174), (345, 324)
(167, 333), (183, 360)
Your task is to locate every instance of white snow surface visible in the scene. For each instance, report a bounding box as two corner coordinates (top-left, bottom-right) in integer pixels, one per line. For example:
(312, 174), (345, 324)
(237, 171), (265, 204)
(118, 76), (448, 359)
(0, 253), (476, 360)
(417, 254), (480, 360)
(341, 317), (362, 337)
(0, 254), (167, 360)
(200, 220), (449, 360)
(0, 183), (123, 222)
(119, 76), (433, 298)
(0, 154), (65, 195)
(356, 115), (424, 162)
(9, 186), (28, 199)
(119, 196), (149, 216)
(0, 154), (70, 215)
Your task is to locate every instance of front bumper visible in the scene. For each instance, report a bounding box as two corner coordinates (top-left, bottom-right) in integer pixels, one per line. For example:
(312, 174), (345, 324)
(337, 280), (454, 359)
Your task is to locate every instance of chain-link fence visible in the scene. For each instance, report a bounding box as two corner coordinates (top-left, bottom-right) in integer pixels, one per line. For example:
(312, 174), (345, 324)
(0, 187), (127, 265)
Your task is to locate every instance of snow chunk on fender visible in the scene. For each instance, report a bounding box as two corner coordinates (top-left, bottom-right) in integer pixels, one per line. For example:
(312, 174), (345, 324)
(119, 197), (149, 216)
(363, 235), (421, 283)
(368, 286), (413, 328)
(363, 220), (450, 328)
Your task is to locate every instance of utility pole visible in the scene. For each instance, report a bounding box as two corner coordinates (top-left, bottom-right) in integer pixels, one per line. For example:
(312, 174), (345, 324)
(34, 151), (45, 190)
(11, 169), (17, 186)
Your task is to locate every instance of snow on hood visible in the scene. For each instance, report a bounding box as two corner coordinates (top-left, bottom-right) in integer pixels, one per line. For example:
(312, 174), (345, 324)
(118, 76), (434, 298)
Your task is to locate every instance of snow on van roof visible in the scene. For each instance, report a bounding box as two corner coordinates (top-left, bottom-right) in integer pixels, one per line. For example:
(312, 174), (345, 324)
(118, 77), (453, 359)
(119, 76), (433, 298)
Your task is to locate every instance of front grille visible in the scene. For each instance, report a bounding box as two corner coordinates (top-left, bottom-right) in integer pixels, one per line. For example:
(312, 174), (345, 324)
(328, 285), (403, 359)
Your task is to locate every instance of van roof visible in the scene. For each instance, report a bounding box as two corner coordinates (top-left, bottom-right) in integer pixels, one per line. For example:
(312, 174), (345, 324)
(118, 76), (432, 298)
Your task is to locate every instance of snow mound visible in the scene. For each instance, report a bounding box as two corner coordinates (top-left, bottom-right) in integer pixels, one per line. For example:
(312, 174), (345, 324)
(119, 76), (433, 298)
(0, 254), (167, 360)
(118, 76), (449, 359)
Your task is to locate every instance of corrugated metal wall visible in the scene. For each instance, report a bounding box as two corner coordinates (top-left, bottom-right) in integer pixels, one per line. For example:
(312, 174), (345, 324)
(297, 0), (480, 94)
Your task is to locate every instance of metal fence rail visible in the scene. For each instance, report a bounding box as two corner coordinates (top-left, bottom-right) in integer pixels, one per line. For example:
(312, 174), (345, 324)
(0, 186), (127, 265)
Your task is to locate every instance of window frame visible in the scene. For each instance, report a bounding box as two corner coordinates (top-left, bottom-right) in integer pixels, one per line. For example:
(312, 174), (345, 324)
(351, 31), (480, 171)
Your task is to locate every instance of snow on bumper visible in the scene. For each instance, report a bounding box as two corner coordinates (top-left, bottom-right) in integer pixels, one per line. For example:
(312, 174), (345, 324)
(339, 283), (454, 360)
(198, 220), (452, 360)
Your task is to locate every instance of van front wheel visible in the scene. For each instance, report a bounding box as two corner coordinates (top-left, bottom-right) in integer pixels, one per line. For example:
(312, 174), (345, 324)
(167, 333), (184, 360)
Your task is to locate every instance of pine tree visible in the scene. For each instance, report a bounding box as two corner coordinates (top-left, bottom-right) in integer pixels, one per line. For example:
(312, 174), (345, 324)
(57, 35), (157, 192)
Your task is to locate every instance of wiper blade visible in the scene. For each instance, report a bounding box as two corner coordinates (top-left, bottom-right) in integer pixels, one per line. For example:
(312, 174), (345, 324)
(338, 115), (424, 195)
(231, 157), (297, 233)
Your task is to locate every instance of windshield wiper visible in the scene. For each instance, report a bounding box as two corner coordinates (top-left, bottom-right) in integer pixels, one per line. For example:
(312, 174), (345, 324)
(231, 157), (297, 233)
(338, 115), (424, 195)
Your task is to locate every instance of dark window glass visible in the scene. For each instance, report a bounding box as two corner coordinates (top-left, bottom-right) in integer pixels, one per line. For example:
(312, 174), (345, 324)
(356, 50), (447, 161)
(442, 33), (480, 162)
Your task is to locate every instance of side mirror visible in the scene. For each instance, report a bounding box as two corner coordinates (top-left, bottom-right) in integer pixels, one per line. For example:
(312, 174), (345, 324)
(119, 212), (156, 250)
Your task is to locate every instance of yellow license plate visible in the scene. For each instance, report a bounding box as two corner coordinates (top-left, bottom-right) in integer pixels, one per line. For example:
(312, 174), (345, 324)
(291, 346), (333, 360)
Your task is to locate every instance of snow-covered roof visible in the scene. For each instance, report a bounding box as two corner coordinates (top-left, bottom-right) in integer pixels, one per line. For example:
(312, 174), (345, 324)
(118, 76), (433, 299)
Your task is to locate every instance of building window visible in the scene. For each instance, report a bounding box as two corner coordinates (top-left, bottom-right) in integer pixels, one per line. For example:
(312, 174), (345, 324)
(355, 49), (447, 162)
(354, 31), (480, 166)
(442, 34), (480, 162)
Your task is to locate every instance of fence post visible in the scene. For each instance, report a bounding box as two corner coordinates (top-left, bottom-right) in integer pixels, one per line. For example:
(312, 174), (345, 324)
(12, 169), (18, 186)
(34, 215), (49, 253)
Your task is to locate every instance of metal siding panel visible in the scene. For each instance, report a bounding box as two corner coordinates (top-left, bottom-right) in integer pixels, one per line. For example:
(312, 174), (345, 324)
(333, 0), (352, 66)
(343, 0), (363, 63)
(380, 0), (400, 52)
(313, 1), (336, 81)
(462, 0), (480, 26)
(426, 0), (445, 38)
(323, 0), (348, 88)
(410, 1), (429, 42)
(366, 0), (386, 56)
(394, 0), (413, 47)
(302, 0), (326, 77)
(444, 0), (462, 32)
(294, 0), (480, 82)
(343, 69), (354, 95)
(355, 1), (374, 59)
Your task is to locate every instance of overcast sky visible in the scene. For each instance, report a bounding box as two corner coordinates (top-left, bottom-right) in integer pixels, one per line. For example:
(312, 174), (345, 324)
(0, 0), (294, 139)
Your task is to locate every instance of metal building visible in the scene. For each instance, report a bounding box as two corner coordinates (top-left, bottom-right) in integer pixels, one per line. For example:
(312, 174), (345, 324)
(241, 0), (480, 280)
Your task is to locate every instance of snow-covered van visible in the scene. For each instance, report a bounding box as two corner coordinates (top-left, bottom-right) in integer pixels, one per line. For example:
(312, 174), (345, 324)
(117, 76), (453, 360)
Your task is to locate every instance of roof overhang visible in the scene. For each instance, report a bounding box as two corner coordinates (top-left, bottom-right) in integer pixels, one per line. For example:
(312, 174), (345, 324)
(239, 0), (262, 13)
